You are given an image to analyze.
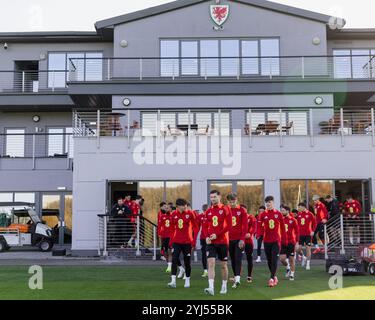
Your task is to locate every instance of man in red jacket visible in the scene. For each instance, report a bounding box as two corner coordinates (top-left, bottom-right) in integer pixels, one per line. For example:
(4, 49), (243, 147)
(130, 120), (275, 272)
(312, 195), (328, 254)
(255, 206), (266, 263)
(343, 193), (362, 244)
(167, 198), (198, 289)
(280, 206), (299, 281)
(204, 190), (232, 296)
(259, 196), (286, 288)
(227, 193), (248, 289)
(244, 208), (257, 283)
(296, 202), (316, 271)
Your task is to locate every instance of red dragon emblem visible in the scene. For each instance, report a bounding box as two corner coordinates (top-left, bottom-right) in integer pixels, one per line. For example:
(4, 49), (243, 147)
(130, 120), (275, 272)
(210, 5), (230, 26)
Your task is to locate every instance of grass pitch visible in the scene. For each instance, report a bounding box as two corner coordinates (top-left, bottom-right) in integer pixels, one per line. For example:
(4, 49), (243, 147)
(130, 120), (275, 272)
(0, 264), (373, 300)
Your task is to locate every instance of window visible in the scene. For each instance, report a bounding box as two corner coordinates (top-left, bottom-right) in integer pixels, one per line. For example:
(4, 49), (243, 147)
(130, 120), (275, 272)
(5, 129), (25, 157)
(221, 40), (239, 76)
(260, 39), (280, 76)
(42, 195), (60, 229)
(242, 40), (259, 75)
(161, 40), (179, 77)
(165, 181), (192, 207)
(181, 41), (198, 75)
(333, 50), (351, 79)
(48, 52), (103, 87)
(200, 40), (219, 76)
(333, 49), (375, 79)
(352, 50), (371, 79)
(48, 128), (73, 157)
(281, 180), (307, 209)
(48, 53), (67, 88)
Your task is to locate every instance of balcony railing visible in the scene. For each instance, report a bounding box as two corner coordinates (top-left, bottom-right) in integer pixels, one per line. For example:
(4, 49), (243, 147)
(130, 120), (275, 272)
(0, 70), (69, 94)
(0, 133), (73, 170)
(68, 55), (375, 82)
(73, 107), (375, 147)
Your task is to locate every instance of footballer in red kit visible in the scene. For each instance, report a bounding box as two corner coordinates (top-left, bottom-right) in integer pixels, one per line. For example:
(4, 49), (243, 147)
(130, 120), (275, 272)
(196, 204), (209, 278)
(280, 206), (299, 281)
(259, 196), (286, 287)
(157, 202), (173, 272)
(312, 195), (328, 254)
(343, 194), (362, 244)
(204, 190), (232, 296)
(167, 199), (198, 289)
(227, 193), (248, 288)
(255, 206), (266, 263)
(296, 202), (317, 270)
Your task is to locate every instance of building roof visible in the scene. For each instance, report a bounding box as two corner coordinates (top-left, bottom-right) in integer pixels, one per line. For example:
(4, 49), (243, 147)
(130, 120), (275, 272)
(95, 0), (342, 30)
(328, 28), (375, 40)
(0, 31), (110, 43)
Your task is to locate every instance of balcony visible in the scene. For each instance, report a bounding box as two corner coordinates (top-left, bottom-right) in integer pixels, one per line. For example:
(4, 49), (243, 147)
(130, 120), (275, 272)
(0, 70), (69, 94)
(0, 133), (73, 170)
(67, 55), (375, 82)
(73, 107), (375, 149)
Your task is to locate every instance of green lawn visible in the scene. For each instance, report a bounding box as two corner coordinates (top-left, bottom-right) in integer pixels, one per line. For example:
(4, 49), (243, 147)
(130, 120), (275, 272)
(0, 264), (373, 300)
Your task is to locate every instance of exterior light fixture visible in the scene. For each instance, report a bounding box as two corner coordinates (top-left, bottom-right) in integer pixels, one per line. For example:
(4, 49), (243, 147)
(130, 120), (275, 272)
(314, 96), (324, 105)
(123, 98), (131, 107)
(32, 115), (40, 122)
(39, 53), (47, 60)
(120, 40), (128, 48)
(312, 37), (321, 45)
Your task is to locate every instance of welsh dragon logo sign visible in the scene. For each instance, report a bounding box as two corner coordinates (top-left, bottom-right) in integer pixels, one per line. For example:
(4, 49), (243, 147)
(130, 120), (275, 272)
(210, 3), (230, 26)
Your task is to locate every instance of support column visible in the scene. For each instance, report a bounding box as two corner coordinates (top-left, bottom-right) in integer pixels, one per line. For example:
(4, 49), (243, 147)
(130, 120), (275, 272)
(192, 180), (208, 210)
(264, 178), (281, 208)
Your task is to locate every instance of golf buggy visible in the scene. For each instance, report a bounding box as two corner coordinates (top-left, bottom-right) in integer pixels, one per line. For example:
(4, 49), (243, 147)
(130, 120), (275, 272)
(0, 202), (57, 252)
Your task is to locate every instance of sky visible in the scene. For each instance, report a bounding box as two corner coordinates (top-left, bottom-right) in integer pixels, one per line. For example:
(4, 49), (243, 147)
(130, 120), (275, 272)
(0, 0), (373, 32)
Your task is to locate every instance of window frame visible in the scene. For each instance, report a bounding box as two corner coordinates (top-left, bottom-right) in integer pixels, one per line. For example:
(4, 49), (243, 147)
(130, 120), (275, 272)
(5, 128), (26, 158)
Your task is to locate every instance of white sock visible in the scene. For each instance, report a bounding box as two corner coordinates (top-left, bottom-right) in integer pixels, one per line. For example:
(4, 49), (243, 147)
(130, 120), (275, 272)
(171, 275), (176, 284)
(235, 276), (241, 283)
(291, 271), (295, 276)
(185, 277), (190, 284)
(286, 259), (290, 269)
(307, 260), (311, 266)
(128, 237), (134, 243)
(204, 269), (208, 273)
(222, 280), (228, 288)
(208, 279), (214, 290)
(179, 266), (185, 272)
(167, 262), (172, 269)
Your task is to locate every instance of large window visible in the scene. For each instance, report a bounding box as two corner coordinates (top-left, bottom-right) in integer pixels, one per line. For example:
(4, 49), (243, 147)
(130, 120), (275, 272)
(208, 181), (264, 214)
(47, 127), (74, 157)
(161, 38), (280, 77)
(139, 181), (192, 223)
(141, 111), (230, 136)
(5, 129), (25, 158)
(333, 49), (375, 79)
(42, 195), (60, 229)
(48, 52), (103, 87)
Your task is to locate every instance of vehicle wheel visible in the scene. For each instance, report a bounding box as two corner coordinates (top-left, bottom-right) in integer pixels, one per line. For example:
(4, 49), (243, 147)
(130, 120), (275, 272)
(39, 239), (53, 252)
(0, 240), (7, 252)
(369, 263), (375, 276)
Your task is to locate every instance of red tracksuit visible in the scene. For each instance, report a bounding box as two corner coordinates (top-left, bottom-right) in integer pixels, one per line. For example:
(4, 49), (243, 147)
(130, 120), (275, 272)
(130, 201), (141, 223)
(255, 214), (263, 239)
(169, 210), (198, 246)
(197, 212), (208, 241)
(283, 214), (299, 246)
(245, 214), (257, 246)
(228, 205), (248, 242)
(297, 210), (317, 236)
(259, 209), (287, 245)
(157, 211), (172, 239)
(204, 204), (232, 245)
(314, 202), (328, 224)
(343, 200), (362, 218)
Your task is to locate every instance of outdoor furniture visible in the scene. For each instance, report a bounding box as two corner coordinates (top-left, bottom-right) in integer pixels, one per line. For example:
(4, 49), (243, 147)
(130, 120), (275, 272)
(100, 112), (125, 136)
(166, 125), (185, 136)
(281, 121), (294, 135)
(195, 125), (211, 136)
(256, 121), (280, 135)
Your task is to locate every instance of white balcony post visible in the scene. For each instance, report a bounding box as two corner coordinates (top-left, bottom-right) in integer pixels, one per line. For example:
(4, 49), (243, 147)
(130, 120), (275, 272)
(127, 109), (131, 149)
(157, 109), (161, 148)
(66, 134), (70, 170)
(204, 59), (207, 80)
(172, 60), (175, 81)
(97, 109), (101, 149)
(107, 59), (111, 80)
(269, 60), (273, 80)
(301, 56), (305, 79)
(324, 224), (328, 260)
(103, 215), (108, 257)
(188, 109), (191, 147)
(136, 215), (141, 257)
(340, 108), (345, 147)
(139, 58), (143, 80)
(22, 71), (25, 93)
(32, 134), (36, 170)
(248, 109), (253, 148)
(153, 226), (157, 261)
(340, 214), (345, 255)
(52, 71), (55, 92)
(309, 109), (314, 147)
(237, 57), (240, 80)
(279, 108), (283, 147)
(218, 109), (222, 149)
(371, 108), (375, 146)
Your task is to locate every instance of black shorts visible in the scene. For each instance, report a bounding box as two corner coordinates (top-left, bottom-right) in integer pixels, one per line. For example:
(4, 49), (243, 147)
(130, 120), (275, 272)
(280, 244), (295, 258)
(161, 238), (170, 253)
(299, 236), (312, 246)
(207, 244), (228, 261)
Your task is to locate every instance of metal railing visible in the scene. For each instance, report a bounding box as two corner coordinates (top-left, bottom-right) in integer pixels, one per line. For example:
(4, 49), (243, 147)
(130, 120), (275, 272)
(73, 108), (375, 144)
(68, 55), (375, 81)
(325, 213), (375, 259)
(0, 70), (69, 93)
(0, 133), (73, 170)
(98, 214), (157, 260)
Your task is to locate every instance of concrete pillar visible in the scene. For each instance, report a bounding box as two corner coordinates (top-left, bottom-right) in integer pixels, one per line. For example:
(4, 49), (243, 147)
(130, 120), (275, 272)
(264, 178), (281, 208)
(192, 179), (208, 211)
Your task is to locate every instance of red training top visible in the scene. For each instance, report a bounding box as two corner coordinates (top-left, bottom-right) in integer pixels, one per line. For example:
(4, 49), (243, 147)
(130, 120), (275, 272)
(228, 205), (249, 241)
(204, 204), (232, 245)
